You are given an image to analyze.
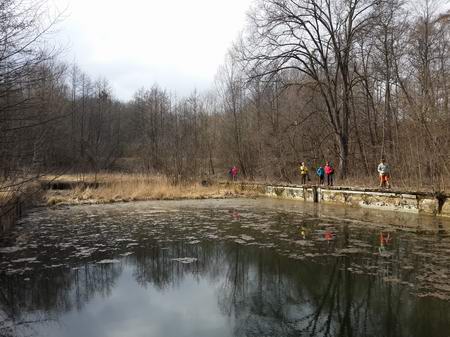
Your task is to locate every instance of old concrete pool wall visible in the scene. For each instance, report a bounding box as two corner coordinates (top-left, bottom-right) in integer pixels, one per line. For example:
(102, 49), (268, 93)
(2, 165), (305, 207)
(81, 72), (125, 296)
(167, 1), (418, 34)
(234, 182), (450, 217)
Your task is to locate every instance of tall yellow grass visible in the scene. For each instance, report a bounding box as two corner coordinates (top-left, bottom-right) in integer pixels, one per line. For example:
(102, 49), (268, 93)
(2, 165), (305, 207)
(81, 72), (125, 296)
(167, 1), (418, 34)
(45, 173), (249, 205)
(0, 180), (41, 206)
(0, 191), (15, 205)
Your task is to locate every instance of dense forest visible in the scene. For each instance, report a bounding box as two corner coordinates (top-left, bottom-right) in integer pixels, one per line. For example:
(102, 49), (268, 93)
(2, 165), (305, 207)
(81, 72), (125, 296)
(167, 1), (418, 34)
(1, 0), (449, 193)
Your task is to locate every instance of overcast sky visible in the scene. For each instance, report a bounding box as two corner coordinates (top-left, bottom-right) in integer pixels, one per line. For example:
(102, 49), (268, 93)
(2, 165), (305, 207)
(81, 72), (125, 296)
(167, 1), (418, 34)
(51, 0), (254, 100)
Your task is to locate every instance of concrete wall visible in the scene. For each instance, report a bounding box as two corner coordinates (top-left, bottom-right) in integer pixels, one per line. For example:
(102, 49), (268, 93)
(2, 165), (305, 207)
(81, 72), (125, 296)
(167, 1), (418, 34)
(319, 188), (432, 214)
(265, 185), (311, 201)
(236, 182), (449, 217)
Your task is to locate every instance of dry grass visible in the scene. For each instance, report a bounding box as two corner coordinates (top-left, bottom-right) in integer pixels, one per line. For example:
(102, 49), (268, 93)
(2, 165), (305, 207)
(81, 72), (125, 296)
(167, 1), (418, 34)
(0, 191), (15, 205)
(0, 180), (22, 205)
(45, 173), (256, 206)
(43, 171), (448, 207)
(0, 180), (42, 206)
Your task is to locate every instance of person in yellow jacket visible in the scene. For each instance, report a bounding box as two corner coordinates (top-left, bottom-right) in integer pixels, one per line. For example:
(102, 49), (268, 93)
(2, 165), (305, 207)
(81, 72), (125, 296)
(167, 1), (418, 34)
(299, 162), (309, 185)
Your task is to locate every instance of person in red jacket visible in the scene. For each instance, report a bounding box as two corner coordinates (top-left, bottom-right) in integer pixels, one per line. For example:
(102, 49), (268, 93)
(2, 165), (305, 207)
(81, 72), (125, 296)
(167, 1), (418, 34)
(324, 161), (334, 186)
(230, 166), (238, 181)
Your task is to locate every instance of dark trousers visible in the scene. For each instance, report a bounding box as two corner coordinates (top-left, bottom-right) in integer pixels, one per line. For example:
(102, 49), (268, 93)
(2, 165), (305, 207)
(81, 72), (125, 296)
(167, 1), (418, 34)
(318, 175), (324, 185)
(301, 174), (307, 184)
(327, 173), (334, 186)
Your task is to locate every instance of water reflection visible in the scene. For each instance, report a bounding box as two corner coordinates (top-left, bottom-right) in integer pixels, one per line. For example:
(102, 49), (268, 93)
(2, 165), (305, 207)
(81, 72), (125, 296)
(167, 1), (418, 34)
(0, 241), (449, 337)
(1, 199), (450, 336)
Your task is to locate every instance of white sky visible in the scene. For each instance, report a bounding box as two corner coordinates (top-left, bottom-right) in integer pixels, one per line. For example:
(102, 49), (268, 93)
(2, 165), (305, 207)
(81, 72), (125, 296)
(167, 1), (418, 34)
(50, 0), (254, 101)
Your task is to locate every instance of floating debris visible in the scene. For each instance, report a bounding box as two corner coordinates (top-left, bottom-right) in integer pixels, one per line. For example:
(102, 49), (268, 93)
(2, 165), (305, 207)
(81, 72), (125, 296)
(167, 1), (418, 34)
(96, 259), (120, 264)
(240, 234), (254, 241)
(336, 248), (366, 254)
(0, 246), (24, 254)
(45, 264), (65, 269)
(293, 240), (314, 247)
(2, 199), (450, 303)
(171, 257), (198, 264)
(11, 257), (37, 263)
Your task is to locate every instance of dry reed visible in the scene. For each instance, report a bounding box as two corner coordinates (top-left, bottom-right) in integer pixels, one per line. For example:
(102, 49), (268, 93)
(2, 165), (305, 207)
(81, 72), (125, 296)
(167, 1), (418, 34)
(45, 173), (253, 205)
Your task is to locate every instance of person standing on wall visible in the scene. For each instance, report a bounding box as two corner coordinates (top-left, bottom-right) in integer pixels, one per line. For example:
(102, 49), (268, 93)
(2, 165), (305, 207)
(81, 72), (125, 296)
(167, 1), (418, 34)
(325, 161), (334, 186)
(316, 165), (325, 185)
(231, 166), (239, 181)
(299, 162), (309, 185)
(377, 158), (390, 189)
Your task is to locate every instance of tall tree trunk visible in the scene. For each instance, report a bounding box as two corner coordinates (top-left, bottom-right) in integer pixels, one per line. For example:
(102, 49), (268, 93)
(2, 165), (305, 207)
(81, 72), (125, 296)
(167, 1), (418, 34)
(338, 133), (349, 180)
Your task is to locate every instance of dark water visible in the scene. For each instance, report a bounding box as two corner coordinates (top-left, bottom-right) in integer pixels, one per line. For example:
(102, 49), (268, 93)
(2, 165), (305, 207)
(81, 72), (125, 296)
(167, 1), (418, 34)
(1, 198), (450, 337)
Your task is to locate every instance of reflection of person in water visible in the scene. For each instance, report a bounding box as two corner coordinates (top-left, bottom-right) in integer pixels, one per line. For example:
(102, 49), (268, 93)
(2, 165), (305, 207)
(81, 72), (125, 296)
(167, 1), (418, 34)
(324, 230), (334, 243)
(299, 226), (307, 239)
(379, 232), (391, 253)
(229, 209), (240, 220)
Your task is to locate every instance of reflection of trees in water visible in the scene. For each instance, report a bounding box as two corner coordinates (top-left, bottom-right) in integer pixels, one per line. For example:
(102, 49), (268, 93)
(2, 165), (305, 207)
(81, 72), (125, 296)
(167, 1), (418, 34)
(132, 242), (224, 289)
(0, 263), (122, 336)
(217, 249), (394, 337)
(199, 242), (450, 337)
(2, 241), (450, 337)
(129, 240), (443, 337)
(72, 264), (123, 309)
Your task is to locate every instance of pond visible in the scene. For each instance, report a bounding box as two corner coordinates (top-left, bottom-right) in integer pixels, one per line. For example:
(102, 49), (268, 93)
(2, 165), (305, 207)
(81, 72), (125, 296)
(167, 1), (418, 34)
(1, 198), (450, 337)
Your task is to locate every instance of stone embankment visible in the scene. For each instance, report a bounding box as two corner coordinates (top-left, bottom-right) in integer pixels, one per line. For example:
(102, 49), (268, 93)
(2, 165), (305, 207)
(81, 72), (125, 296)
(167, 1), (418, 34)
(233, 182), (450, 217)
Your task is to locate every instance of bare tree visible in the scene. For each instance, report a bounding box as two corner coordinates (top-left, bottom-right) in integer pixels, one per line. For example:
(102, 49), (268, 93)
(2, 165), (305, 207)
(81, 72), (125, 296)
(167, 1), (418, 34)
(0, 0), (62, 201)
(240, 0), (379, 178)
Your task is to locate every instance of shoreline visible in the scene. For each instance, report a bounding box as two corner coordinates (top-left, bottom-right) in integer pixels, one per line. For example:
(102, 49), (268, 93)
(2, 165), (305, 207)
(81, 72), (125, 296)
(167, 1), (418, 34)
(43, 193), (246, 207)
(37, 177), (450, 215)
(3, 175), (450, 234)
